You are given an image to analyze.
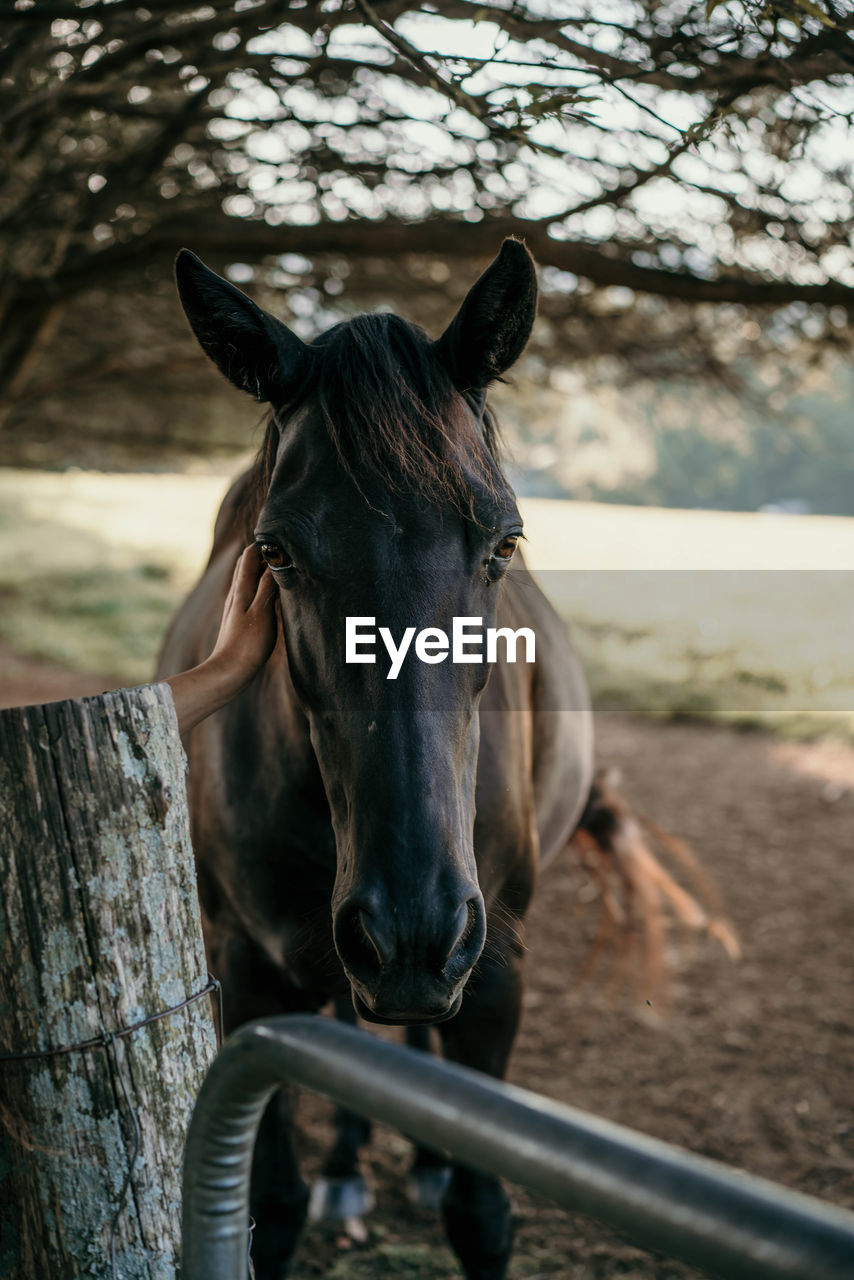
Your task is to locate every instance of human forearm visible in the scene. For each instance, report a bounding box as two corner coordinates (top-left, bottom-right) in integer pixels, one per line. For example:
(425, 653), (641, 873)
(165, 656), (249, 735)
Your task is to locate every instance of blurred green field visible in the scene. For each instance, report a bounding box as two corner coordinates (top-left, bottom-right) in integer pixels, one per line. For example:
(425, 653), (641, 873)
(1, 469), (852, 738)
(523, 499), (854, 738)
(0, 468), (235, 682)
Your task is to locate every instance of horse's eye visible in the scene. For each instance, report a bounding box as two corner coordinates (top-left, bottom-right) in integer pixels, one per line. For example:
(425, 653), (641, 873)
(493, 536), (518, 561)
(258, 541), (292, 570)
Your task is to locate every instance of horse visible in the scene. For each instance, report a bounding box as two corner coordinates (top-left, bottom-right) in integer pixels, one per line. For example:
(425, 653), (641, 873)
(158, 238), (596, 1280)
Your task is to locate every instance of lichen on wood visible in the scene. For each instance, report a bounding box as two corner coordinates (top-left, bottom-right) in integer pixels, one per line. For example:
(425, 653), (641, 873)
(0, 683), (218, 1280)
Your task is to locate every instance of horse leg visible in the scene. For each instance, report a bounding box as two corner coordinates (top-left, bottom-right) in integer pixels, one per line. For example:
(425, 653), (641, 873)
(315, 1014), (449, 1220)
(212, 930), (313, 1280)
(250, 1088), (311, 1280)
(436, 940), (523, 1280)
(405, 1024), (452, 1209)
(309, 996), (374, 1234)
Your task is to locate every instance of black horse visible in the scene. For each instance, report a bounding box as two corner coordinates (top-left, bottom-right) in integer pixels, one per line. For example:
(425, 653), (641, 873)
(159, 239), (594, 1280)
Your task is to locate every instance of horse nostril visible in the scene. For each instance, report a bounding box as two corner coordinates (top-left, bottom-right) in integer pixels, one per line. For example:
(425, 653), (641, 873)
(442, 894), (486, 979)
(334, 901), (393, 982)
(357, 908), (388, 968)
(446, 901), (472, 962)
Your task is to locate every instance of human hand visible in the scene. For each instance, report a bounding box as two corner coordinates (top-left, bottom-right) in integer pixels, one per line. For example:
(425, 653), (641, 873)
(208, 543), (279, 688)
(165, 545), (278, 734)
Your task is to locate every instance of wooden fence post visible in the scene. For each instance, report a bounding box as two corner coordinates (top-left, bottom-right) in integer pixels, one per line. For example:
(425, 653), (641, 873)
(0, 684), (218, 1280)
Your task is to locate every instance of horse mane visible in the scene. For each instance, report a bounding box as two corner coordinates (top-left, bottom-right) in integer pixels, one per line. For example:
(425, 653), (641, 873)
(238, 313), (506, 540)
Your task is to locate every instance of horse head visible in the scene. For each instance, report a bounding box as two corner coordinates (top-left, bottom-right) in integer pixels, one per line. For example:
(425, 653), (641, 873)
(175, 240), (538, 1024)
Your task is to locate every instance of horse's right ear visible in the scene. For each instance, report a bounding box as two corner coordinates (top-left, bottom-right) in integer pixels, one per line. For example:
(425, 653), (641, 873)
(175, 250), (309, 402)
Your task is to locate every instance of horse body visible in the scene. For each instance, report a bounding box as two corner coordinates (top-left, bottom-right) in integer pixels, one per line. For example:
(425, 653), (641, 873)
(158, 240), (593, 1279)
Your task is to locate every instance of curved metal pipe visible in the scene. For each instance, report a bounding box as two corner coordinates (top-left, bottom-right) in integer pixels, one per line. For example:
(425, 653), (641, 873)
(183, 1015), (854, 1280)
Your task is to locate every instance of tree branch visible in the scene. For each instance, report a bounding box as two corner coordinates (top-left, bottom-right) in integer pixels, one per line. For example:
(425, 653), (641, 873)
(14, 212), (851, 312)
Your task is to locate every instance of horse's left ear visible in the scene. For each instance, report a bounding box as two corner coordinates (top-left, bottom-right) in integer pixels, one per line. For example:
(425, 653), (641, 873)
(434, 238), (538, 391)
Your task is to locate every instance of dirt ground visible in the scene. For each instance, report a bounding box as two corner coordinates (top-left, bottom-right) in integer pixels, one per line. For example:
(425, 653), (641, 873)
(3, 656), (853, 1279)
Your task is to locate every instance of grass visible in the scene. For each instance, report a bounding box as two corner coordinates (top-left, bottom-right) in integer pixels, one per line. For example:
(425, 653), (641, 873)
(520, 499), (854, 739)
(1, 471), (852, 738)
(0, 468), (233, 683)
(542, 567), (854, 738)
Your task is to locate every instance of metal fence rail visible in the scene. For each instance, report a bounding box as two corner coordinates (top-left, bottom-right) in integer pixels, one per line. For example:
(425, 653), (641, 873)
(182, 1015), (854, 1280)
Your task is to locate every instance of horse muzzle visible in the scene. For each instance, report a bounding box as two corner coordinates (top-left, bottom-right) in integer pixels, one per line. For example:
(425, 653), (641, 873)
(333, 888), (486, 1025)
(352, 987), (465, 1027)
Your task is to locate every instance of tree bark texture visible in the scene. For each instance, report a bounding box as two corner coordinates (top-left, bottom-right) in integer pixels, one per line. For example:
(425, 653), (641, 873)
(0, 683), (218, 1280)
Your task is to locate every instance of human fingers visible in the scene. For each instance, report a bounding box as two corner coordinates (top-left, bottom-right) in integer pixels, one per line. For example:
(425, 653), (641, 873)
(229, 544), (266, 613)
(248, 564), (278, 614)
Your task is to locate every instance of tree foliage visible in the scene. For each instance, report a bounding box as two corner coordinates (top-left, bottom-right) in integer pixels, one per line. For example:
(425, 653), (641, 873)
(2, 0), (853, 433)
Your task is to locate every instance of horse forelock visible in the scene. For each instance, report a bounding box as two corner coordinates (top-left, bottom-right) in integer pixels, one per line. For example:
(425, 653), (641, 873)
(239, 312), (507, 537)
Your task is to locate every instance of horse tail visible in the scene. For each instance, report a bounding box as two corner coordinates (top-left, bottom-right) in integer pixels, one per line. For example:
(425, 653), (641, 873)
(570, 769), (740, 1009)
